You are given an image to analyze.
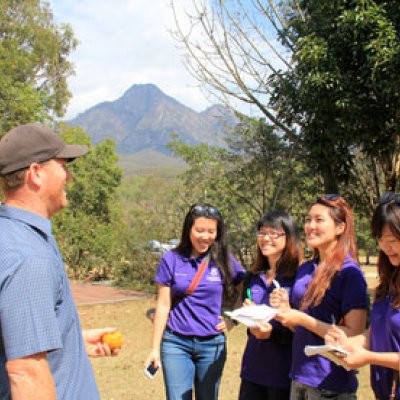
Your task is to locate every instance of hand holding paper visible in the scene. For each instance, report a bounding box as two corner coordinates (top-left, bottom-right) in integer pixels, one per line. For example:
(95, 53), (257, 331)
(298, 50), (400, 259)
(225, 304), (278, 328)
(304, 344), (350, 370)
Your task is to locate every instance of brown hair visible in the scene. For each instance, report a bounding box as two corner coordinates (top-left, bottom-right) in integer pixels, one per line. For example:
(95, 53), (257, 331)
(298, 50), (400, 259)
(301, 196), (358, 310)
(371, 195), (400, 308)
(1, 169), (27, 192)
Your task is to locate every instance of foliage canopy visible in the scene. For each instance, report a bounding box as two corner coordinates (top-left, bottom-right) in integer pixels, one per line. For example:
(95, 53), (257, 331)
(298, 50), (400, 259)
(0, 0), (77, 131)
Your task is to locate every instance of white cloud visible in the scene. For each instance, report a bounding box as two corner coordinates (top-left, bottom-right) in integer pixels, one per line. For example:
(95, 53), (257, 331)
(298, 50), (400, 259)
(48, 0), (211, 119)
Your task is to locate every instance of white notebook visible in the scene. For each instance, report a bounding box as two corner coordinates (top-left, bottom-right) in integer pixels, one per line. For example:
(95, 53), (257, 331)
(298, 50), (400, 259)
(225, 305), (278, 328)
(304, 344), (350, 370)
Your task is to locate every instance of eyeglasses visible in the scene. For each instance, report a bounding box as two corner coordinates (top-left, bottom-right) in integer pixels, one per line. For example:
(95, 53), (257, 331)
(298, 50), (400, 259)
(190, 204), (221, 218)
(379, 192), (400, 205)
(256, 230), (286, 240)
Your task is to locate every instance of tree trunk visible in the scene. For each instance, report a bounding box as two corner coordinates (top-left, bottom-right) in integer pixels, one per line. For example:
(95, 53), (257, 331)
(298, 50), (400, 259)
(321, 164), (339, 194)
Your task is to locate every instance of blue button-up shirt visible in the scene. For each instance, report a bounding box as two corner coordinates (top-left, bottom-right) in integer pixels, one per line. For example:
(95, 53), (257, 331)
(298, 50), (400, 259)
(0, 205), (99, 399)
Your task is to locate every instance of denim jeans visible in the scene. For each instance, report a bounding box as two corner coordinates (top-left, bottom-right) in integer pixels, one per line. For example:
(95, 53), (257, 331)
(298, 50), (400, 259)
(290, 380), (357, 400)
(161, 329), (227, 400)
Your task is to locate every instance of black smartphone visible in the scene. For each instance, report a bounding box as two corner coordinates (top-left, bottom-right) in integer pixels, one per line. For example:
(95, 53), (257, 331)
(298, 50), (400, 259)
(144, 362), (159, 379)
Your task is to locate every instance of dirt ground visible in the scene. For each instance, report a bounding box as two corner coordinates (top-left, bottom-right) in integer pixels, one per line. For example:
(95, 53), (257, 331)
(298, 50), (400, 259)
(70, 281), (151, 305)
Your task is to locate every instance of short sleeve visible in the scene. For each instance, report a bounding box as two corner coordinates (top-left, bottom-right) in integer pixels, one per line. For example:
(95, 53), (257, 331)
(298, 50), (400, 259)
(0, 257), (62, 360)
(154, 252), (175, 287)
(230, 254), (245, 285)
(340, 265), (369, 316)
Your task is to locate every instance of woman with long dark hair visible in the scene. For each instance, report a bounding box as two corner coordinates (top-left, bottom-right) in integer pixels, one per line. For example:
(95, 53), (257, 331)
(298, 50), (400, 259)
(146, 203), (244, 400)
(271, 195), (369, 399)
(326, 192), (400, 399)
(239, 211), (302, 400)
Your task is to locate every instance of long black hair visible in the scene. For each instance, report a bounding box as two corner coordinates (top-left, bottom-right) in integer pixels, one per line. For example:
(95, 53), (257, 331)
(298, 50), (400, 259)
(371, 192), (400, 308)
(252, 210), (302, 280)
(175, 203), (236, 303)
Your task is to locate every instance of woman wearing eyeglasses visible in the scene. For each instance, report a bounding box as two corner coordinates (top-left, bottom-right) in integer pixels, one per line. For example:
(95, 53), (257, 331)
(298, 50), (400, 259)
(239, 211), (302, 400)
(325, 192), (400, 400)
(270, 195), (369, 399)
(146, 203), (244, 400)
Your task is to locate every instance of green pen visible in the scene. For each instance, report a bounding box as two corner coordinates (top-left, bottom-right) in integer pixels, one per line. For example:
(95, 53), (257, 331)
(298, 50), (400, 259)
(246, 288), (252, 301)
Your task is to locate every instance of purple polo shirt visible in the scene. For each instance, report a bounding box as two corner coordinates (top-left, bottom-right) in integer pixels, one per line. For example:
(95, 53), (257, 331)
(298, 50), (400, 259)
(155, 250), (244, 337)
(291, 255), (368, 393)
(240, 273), (294, 389)
(370, 297), (400, 400)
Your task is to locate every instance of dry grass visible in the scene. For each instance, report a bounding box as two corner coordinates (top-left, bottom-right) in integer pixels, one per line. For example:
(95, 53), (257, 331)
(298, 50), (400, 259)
(79, 298), (375, 399)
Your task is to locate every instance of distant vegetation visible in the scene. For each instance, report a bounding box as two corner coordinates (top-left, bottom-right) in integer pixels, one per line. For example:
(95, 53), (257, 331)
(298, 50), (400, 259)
(117, 150), (185, 177)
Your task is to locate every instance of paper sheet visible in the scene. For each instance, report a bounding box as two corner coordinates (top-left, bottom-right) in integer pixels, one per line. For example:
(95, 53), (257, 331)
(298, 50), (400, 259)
(304, 344), (350, 370)
(225, 305), (278, 328)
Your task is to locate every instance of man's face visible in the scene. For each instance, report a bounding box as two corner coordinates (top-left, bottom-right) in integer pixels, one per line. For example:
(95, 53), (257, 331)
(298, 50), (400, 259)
(40, 158), (72, 217)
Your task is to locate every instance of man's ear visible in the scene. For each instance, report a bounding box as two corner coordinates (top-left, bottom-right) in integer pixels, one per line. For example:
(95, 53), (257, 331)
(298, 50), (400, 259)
(26, 163), (44, 188)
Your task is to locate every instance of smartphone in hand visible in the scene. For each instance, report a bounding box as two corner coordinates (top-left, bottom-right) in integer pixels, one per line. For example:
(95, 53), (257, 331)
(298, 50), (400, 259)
(144, 362), (159, 379)
(329, 348), (348, 358)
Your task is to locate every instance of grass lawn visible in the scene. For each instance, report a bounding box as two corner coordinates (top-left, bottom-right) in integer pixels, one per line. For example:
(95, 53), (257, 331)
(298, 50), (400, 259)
(80, 264), (378, 399)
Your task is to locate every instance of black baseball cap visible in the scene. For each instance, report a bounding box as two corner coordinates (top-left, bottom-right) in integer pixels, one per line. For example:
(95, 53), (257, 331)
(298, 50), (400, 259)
(0, 123), (89, 175)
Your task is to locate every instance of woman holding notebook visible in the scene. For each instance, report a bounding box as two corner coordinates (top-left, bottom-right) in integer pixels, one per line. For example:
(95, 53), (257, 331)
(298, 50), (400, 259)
(271, 195), (369, 399)
(239, 211), (302, 400)
(326, 192), (400, 400)
(146, 203), (244, 400)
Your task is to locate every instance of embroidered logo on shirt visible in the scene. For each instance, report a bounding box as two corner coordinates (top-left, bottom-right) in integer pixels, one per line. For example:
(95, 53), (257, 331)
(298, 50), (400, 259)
(206, 267), (221, 282)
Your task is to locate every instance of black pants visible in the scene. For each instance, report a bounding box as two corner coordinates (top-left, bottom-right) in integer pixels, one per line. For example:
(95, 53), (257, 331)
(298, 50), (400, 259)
(239, 379), (290, 400)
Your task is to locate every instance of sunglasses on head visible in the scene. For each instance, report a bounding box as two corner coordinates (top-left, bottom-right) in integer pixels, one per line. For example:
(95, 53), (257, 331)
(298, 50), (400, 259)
(190, 204), (221, 218)
(378, 192), (400, 205)
(321, 193), (340, 201)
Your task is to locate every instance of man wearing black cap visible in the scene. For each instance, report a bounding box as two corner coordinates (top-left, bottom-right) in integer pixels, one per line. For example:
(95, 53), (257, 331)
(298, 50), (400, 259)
(0, 123), (117, 399)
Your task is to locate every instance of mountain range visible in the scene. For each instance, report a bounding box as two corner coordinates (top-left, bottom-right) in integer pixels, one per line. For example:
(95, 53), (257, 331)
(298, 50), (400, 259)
(68, 83), (237, 157)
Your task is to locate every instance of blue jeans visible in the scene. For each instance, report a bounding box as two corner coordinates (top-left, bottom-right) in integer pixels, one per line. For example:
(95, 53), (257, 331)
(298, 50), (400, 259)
(161, 329), (227, 400)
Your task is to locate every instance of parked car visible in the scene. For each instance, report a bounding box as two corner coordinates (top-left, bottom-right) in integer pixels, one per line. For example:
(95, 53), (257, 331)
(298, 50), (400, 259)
(147, 239), (179, 255)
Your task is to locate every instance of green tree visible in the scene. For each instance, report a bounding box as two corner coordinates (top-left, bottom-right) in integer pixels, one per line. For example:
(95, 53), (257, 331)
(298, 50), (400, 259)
(0, 0), (77, 131)
(171, 0), (400, 196)
(356, 213), (377, 265)
(271, 0), (400, 194)
(53, 125), (125, 280)
(114, 174), (186, 290)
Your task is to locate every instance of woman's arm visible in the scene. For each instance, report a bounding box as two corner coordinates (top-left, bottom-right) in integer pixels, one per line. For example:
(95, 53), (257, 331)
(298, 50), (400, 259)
(324, 325), (400, 370)
(146, 284), (171, 368)
(275, 308), (367, 339)
(353, 351), (400, 370)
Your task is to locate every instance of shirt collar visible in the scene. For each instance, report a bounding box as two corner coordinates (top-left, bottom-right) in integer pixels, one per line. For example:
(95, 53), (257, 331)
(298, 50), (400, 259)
(182, 251), (209, 264)
(0, 204), (52, 237)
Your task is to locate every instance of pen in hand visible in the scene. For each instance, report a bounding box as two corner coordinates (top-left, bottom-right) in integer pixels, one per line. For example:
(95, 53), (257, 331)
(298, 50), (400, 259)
(246, 288), (253, 302)
(331, 314), (338, 345)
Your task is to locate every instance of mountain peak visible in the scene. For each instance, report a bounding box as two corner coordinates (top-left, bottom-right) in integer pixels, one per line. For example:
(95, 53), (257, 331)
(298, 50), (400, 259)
(68, 83), (237, 155)
(123, 83), (163, 97)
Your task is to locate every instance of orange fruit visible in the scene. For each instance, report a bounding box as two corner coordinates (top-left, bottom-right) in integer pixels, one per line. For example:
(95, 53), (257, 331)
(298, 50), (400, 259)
(102, 331), (123, 350)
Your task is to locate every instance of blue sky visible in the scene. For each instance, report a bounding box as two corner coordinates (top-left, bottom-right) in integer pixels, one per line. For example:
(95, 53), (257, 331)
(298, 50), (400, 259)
(47, 0), (210, 119)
